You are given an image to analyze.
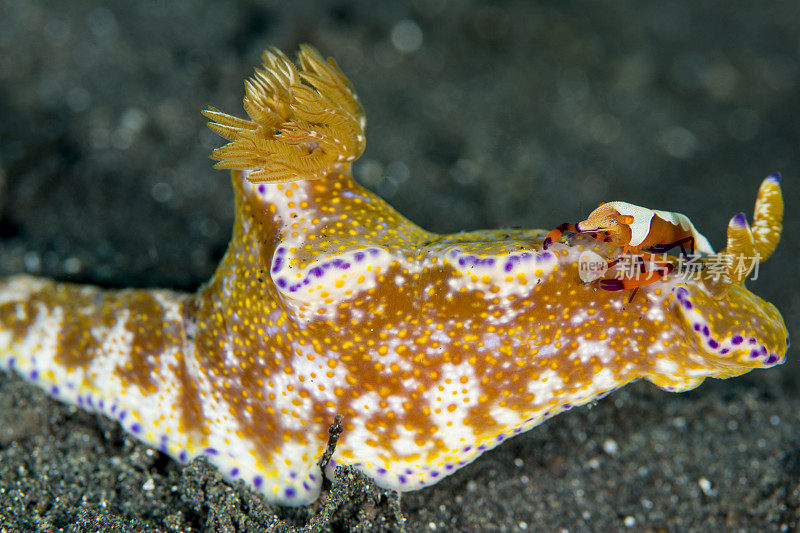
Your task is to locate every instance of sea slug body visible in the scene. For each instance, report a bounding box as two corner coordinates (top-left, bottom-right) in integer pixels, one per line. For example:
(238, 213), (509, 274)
(0, 46), (789, 505)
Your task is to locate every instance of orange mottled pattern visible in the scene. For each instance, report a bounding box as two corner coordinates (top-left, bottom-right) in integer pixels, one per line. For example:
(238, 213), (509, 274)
(0, 46), (788, 506)
(2, 166), (787, 505)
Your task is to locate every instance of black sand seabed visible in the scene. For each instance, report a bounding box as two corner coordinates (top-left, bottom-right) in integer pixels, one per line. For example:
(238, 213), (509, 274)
(0, 1), (798, 531)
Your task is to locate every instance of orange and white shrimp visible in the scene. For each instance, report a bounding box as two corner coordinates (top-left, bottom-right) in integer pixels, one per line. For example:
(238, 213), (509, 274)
(576, 201), (713, 255)
(543, 200), (715, 291)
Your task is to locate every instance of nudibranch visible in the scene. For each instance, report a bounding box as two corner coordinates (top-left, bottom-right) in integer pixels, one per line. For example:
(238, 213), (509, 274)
(0, 46), (788, 506)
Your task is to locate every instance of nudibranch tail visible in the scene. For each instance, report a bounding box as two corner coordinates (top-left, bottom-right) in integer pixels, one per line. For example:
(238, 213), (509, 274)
(0, 275), (200, 458)
(202, 45), (366, 184)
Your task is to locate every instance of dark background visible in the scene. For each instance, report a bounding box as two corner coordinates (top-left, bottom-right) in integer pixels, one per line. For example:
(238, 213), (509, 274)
(1, 1), (798, 531)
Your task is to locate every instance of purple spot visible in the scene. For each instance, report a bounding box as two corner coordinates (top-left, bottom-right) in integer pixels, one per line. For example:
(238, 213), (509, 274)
(720, 348), (729, 355)
(303, 481), (310, 490)
(272, 256), (283, 273)
(119, 410), (127, 421)
(497, 435), (505, 442)
(77, 396), (84, 406)
(767, 171), (782, 184)
(130, 423), (141, 433)
(732, 336), (743, 345)
(230, 468), (239, 477)
(405, 468), (413, 475)
(431, 471), (439, 478)
(179, 451), (188, 462)
(676, 289), (694, 309)
(290, 471), (297, 479)
(354, 251), (365, 261)
(204, 447), (218, 456)
(30, 370), (38, 380)
(458, 257), (467, 267)
(445, 465), (454, 470)
(750, 349), (760, 359)
(693, 324), (701, 331)
(254, 476), (263, 489)
(749, 338), (757, 345)
(709, 340), (719, 349)
(398, 475), (407, 484)
(50, 386), (59, 395)
(8, 358), (15, 368)
(310, 266), (323, 277)
(258, 184), (266, 194)
(563, 403), (572, 410)
(309, 473), (317, 481)
(731, 213), (747, 227)
(377, 468), (387, 475)
(110, 405), (117, 413)
(86, 396), (94, 407)
(463, 446), (471, 452)
(98, 399), (104, 409)
(504, 255), (522, 272)
(369, 248), (380, 255)
(766, 354), (779, 365)
(702, 326), (710, 337)
(285, 487), (296, 498)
